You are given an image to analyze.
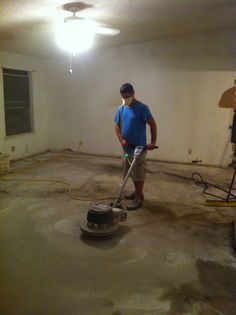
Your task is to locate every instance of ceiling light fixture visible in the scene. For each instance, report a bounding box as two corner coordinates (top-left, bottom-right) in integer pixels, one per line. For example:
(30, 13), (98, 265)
(57, 2), (120, 74)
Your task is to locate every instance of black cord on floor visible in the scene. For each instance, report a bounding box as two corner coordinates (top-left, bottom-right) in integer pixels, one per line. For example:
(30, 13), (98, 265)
(191, 172), (236, 201)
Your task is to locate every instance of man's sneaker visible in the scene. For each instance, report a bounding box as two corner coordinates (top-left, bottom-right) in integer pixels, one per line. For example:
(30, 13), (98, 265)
(125, 192), (144, 200)
(127, 198), (142, 211)
(125, 191), (136, 200)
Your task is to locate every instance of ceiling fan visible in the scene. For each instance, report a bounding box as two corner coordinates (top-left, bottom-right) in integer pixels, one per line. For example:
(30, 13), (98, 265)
(57, 2), (120, 73)
(63, 2), (120, 36)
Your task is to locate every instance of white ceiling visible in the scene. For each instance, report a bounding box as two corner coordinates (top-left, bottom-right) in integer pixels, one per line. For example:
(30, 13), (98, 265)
(0, 0), (236, 58)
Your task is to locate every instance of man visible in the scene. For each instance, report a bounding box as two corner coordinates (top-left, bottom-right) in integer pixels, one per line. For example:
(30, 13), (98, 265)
(114, 83), (157, 210)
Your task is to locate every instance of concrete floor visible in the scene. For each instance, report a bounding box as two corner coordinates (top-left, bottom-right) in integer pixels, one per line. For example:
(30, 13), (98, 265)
(0, 152), (236, 315)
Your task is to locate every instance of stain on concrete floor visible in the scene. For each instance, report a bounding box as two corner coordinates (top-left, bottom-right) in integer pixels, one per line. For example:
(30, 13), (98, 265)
(0, 152), (236, 315)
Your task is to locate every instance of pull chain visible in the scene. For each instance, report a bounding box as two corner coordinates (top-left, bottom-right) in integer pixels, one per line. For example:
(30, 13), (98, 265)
(69, 53), (73, 74)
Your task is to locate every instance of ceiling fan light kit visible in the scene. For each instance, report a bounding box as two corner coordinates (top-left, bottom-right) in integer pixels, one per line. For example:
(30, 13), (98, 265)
(56, 2), (120, 73)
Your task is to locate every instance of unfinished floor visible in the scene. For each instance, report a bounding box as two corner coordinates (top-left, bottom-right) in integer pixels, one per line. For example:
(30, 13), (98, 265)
(0, 152), (236, 315)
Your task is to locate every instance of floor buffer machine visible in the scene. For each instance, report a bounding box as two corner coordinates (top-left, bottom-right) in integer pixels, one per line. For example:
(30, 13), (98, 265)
(80, 145), (157, 238)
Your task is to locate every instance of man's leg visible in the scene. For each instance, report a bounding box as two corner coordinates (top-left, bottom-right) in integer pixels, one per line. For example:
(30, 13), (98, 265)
(127, 152), (146, 210)
(133, 180), (144, 200)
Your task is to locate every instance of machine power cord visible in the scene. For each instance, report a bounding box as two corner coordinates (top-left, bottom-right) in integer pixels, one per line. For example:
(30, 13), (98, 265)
(0, 177), (116, 202)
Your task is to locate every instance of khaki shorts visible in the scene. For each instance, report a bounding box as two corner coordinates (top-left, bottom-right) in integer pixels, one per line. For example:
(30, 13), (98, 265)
(123, 151), (147, 181)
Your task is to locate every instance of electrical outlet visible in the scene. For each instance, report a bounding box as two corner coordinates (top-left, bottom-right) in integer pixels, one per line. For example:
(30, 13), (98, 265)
(11, 146), (15, 152)
(79, 140), (83, 146)
(188, 149), (192, 155)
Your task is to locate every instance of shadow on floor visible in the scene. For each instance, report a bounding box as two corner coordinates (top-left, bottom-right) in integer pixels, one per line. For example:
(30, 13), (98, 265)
(80, 225), (132, 249)
(159, 259), (236, 315)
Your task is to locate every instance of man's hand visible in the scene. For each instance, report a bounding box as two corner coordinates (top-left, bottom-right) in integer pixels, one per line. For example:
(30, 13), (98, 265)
(146, 142), (157, 150)
(121, 138), (129, 147)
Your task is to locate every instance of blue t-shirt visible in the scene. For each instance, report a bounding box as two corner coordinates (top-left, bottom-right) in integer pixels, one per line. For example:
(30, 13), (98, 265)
(114, 100), (153, 154)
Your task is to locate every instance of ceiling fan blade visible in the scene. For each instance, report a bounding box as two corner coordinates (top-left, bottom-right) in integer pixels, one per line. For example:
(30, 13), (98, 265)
(95, 26), (120, 36)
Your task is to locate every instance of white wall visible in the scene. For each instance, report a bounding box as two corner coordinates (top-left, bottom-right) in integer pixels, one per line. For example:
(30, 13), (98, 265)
(46, 29), (236, 166)
(1, 30), (235, 166)
(0, 51), (51, 160)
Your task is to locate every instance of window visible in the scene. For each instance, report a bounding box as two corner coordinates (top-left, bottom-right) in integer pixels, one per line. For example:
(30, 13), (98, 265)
(3, 68), (33, 136)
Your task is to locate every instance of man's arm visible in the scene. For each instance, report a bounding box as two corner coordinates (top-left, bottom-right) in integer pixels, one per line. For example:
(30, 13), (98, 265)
(114, 124), (128, 147)
(147, 118), (157, 150)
